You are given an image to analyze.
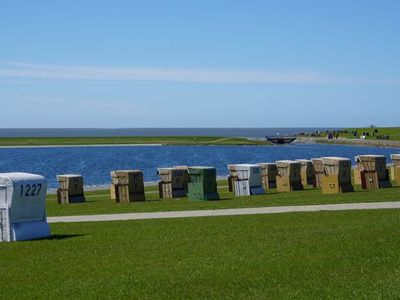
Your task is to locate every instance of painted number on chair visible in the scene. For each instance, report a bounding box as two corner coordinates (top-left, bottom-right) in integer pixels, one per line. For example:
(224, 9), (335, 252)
(20, 184), (42, 197)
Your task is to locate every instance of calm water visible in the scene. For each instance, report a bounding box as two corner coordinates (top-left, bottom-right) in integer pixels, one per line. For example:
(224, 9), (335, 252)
(0, 128), (336, 138)
(0, 144), (398, 189)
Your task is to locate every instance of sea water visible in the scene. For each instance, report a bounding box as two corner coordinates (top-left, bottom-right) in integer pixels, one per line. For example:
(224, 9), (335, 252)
(0, 144), (398, 188)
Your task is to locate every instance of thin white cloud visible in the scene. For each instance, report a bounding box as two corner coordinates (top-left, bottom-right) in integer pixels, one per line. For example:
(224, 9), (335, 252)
(0, 61), (398, 84)
(0, 61), (331, 84)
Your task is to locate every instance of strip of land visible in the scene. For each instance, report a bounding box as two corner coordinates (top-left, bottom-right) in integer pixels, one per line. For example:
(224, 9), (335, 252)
(0, 136), (266, 146)
(297, 137), (400, 148)
(47, 201), (400, 223)
(297, 127), (400, 148)
(2, 127), (399, 147)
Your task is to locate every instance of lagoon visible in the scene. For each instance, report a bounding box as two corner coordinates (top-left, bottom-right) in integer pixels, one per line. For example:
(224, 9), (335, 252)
(0, 144), (398, 188)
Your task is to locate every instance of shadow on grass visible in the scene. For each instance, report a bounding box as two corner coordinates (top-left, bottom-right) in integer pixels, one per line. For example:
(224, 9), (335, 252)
(23, 234), (85, 243)
(45, 234), (86, 241)
(142, 198), (163, 203)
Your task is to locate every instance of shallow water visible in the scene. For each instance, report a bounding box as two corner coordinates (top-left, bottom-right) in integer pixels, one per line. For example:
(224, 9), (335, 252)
(0, 144), (398, 188)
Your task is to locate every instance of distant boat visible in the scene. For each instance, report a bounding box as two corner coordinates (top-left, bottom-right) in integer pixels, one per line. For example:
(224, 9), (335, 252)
(266, 136), (297, 144)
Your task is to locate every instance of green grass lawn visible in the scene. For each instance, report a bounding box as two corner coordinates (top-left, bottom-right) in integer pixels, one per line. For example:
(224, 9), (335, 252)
(46, 180), (400, 217)
(1, 209), (399, 298)
(0, 136), (266, 146)
(340, 127), (400, 141)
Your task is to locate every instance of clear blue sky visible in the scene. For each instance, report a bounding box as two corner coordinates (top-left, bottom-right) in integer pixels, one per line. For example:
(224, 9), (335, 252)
(0, 0), (399, 128)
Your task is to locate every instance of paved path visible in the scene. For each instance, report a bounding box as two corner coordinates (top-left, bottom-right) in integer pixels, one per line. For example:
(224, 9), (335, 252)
(48, 201), (400, 224)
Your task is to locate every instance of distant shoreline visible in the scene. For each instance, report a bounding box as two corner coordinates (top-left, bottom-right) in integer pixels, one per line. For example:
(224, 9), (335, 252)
(0, 144), (163, 149)
(1, 127), (399, 148)
(1, 138), (399, 149)
(0, 127), (336, 138)
(296, 137), (400, 149)
(0, 136), (266, 147)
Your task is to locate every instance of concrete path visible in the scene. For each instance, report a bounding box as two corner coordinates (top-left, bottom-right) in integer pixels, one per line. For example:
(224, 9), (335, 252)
(48, 201), (400, 224)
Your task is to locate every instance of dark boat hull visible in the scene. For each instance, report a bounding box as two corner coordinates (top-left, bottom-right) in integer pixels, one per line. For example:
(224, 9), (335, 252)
(266, 137), (296, 144)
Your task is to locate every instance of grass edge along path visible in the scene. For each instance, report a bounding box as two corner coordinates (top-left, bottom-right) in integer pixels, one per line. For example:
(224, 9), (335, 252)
(47, 201), (400, 223)
(46, 181), (400, 217)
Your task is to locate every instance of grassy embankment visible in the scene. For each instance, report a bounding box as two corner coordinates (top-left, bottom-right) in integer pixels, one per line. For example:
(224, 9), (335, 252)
(46, 179), (400, 217)
(299, 127), (400, 147)
(0, 136), (266, 146)
(339, 127), (400, 141)
(0, 209), (399, 298)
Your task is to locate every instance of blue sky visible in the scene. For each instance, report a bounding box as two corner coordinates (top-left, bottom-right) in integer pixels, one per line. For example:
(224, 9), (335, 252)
(0, 0), (399, 128)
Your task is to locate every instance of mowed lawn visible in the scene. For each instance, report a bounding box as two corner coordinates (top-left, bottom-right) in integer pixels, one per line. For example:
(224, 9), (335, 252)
(0, 209), (399, 299)
(46, 181), (400, 217)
